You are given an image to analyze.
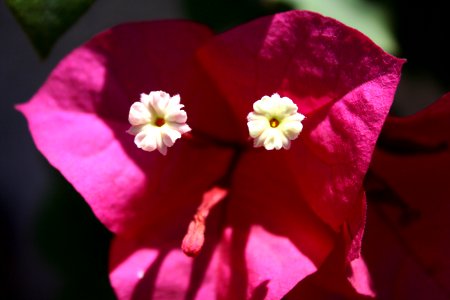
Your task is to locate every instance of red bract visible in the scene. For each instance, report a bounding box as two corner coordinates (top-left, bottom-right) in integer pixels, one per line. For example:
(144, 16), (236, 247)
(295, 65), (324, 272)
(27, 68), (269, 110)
(18, 11), (403, 299)
(364, 93), (450, 300)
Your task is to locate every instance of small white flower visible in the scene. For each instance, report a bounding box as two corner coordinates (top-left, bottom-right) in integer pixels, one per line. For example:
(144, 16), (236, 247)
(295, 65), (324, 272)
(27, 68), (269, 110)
(127, 91), (191, 155)
(247, 93), (305, 150)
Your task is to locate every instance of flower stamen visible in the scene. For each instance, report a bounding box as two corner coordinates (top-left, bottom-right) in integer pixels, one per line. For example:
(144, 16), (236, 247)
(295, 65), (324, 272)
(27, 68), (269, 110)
(269, 118), (280, 128)
(154, 117), (165, 127)
(181, 186), (228, 257)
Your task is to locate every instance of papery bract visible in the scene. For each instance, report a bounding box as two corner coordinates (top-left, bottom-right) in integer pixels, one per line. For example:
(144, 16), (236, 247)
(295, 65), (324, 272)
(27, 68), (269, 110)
(18, 11), (403, 300)
(364, 93), (450, 300)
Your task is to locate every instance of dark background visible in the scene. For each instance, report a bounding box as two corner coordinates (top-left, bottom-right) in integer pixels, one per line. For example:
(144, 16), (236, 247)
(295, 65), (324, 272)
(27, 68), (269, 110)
(0, 0), (448, 299)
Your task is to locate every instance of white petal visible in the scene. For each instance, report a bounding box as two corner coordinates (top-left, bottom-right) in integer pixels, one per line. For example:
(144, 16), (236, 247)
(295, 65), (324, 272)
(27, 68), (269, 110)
(263, 131), (279, 150)
(271, 93), (281, 100)
(161, 126), (182, 147)
(140, 93), (152, 106)
(278, 97), (298, 115)
(150, 91), (170, 116)
(157, 144), (168, 155)
(168, 94), (181, 106)
(284, 113), (305, 123)
(166, 109), (187, 123)
(267, 129), (287, 150)
(247, 112), (265, 122)
(128, 102), (151, 125)
(247, 119), (268, 138)
(280, 120), (303, 140)
(169, 123), (191, 135)
(253, 129), (269, 148)
(134, 129), (157, 152)
(253, 97), (275, 115)
(154, 129), (164, 152)
(127, 124), (146, 136)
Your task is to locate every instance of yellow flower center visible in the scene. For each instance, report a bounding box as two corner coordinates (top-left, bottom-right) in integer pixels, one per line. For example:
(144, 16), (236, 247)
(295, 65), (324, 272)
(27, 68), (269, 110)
(155, 117), (165, 127)
(269, 118), (280, 128)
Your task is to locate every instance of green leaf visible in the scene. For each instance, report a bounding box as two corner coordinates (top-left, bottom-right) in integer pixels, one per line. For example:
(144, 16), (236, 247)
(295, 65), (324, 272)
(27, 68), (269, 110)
(6, 0), (96, 58)
(183, 0), (293, 33)
(279, 0), (399, 54)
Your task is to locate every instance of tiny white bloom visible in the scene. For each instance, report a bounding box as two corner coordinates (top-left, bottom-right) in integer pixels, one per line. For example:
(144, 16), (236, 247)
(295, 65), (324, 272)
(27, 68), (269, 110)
(127, 91), (191, 155)
(247, 93), (305, 150)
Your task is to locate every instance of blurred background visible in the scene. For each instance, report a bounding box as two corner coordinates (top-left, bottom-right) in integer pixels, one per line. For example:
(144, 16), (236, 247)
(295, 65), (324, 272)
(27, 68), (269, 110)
(0, 0), (448, 299)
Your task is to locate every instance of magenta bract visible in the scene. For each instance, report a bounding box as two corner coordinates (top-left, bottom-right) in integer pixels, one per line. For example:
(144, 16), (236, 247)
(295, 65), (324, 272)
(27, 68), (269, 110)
(364, 93), (450, 299)
(18, 10), (403, 299)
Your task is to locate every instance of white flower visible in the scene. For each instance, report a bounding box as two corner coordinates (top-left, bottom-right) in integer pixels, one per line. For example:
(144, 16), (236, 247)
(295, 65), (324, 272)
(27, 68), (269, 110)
(247, 93), (305, 150)
(127, 91), (191, 155)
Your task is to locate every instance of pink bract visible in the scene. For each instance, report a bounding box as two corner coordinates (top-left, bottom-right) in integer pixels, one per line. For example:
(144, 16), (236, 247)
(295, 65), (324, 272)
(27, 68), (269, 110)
(18, 10), (403, 300)
(364, 93), (450, 299)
